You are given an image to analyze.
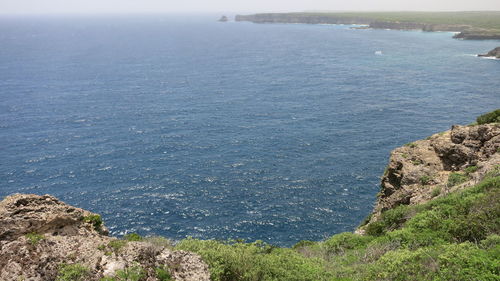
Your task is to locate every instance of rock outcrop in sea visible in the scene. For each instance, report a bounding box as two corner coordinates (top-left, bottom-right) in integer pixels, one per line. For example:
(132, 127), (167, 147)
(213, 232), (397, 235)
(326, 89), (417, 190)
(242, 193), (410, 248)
(479, 47), (500, 59)
(0, 194), (210, 281)
(358, 123), (500, 232)
(218, 16), (229, 22)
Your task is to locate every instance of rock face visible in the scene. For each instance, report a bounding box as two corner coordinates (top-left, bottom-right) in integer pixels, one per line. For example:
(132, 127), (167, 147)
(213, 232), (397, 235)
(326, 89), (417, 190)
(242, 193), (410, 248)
(218, 15), (228, 22)
(0, 194), (210, 281)
(478, 47), (500, 58)
(362, 123), (500, 228)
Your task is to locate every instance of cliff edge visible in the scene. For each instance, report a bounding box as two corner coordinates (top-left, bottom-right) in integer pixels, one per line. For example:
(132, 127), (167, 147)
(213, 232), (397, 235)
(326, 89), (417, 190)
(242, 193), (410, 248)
(0, 194), (210, 281)
(359, 118), (500, 233)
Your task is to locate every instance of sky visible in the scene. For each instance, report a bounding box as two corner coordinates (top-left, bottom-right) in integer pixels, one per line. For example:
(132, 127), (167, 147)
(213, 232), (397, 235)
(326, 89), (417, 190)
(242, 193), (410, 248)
(1, 0), (500, 14)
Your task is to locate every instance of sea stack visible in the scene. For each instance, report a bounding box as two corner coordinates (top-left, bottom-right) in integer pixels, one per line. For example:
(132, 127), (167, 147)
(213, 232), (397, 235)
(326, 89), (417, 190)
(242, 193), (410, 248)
(218, 15), (229, 22)
(478, 47), (500, 59)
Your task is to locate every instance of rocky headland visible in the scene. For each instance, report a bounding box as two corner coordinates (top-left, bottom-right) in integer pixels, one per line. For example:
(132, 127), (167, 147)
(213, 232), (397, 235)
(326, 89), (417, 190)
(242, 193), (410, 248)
(359, 122), (500, 232)
(478, 47), (500, 59)
(235, 12), (500, 40)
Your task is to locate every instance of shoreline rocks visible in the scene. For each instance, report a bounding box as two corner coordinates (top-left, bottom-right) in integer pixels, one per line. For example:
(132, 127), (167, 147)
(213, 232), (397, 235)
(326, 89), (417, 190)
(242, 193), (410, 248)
(478, 47), (500, 59)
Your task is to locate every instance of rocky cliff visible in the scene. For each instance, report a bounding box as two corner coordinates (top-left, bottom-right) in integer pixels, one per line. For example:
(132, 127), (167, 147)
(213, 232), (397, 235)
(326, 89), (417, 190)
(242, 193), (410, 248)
(0, 194), (210, 281)
(235, 13), (500, 40)
(479, 47), (500, 58)
(359, 123), (500, 232)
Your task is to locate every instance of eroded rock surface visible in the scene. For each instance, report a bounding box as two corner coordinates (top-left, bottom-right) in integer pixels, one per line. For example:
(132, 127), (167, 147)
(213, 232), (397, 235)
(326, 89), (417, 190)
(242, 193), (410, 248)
(363, 123), (500, 227)
(0, 194), (210, 281)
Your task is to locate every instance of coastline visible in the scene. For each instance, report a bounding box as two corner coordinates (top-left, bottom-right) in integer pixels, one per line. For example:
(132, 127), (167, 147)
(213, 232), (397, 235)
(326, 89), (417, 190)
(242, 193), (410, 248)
(235, 12), (500, 40)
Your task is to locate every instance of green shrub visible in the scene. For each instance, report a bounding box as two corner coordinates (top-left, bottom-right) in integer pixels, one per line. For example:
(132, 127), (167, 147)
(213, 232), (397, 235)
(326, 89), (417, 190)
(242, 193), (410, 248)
(447, 172), (468, 187)
(431, 187), (441, 198)
(124, 233), (143, 241)
(420, 175), (431, 185)
(292, 240), (316, 249)
(155, 266), (172, 281)
(323, 232), (374, 254)
(83, 214), (103, 231)
(56, 264), (90, 281)
(108, 240), (127, 252)
(464, 165), (478, 175)
(404, 142), (417, 148)
(176, 239), (332, 281)
(366, 243), (499, 281)
(476, 109), (500, 124)
(412, 159), (423, 166)
(25, 232), (44, 245)
(115, 265), (145, 281)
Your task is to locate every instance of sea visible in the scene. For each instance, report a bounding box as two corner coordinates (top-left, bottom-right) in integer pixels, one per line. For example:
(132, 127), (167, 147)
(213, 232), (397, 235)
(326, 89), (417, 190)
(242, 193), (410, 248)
(1, 14), (499, 246)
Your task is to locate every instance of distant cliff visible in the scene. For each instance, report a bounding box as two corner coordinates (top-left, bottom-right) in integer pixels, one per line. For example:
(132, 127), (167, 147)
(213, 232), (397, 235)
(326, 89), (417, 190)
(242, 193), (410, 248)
(236, 12), (500, 40)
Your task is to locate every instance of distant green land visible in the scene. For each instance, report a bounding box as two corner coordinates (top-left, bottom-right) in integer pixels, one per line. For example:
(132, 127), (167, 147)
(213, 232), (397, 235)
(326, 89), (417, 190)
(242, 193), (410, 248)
(235, 11), (500, 39)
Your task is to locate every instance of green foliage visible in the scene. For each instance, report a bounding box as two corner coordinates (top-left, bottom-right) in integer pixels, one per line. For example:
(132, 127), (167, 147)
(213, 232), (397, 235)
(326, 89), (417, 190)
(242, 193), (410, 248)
(176, 239), (331, 281)
(25, 232), (44, 245)
(108, 240), (127, 252)
(420, 175), (431, 185)
(464, 165), (478, 175)
(82, 214), (103, 231)
(404, 142), (417, 148)
(367, 243), (499, 280)
(476, 109), (500, 125)
(155, 266), (172, 281)
(176, 175), (499, 281)
(123, 233), (143, 241)
(323, 232), (373, 254)
(412, 159), (423, 166)
(431, 187), (441, 198)
(116, 265), (145, 281)
(56, 264), (90, 281)
(447, 172), (468, 187)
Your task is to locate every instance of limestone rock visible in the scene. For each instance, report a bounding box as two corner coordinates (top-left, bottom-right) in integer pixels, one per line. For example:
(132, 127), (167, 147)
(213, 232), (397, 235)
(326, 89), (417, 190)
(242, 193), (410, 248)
(0, 194), (210, 281)
(364, 123), (500, 225)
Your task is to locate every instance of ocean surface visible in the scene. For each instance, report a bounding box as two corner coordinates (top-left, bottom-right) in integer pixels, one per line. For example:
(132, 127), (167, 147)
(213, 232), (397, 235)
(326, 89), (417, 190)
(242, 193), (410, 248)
(1, 14), (499, 246)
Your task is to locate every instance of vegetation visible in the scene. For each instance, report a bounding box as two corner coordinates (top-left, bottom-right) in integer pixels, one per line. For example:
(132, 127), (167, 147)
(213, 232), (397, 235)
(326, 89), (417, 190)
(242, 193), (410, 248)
(155, 266), (172, 281)
(419, 175), (431, 185)
(82, 214), (103, 231)
(25, 232), (44, 245)
(476, 109), (500, 125)
(124, 233), (143, 241)
(100, 265), (145, 281)
(176, 173), (500, 281)
(108, 239), (127, 252)
(447, 172), (468, 187)
(248, 11), (500, 31)
(56, 264), (90, 281)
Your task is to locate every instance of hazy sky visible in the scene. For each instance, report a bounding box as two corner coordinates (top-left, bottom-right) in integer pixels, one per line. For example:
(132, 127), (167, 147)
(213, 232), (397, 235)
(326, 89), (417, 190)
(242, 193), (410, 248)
(1, 0), (500, 14)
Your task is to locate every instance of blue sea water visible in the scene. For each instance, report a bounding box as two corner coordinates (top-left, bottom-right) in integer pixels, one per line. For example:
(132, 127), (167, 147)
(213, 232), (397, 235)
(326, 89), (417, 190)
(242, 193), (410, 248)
(0, 14), (499, 246)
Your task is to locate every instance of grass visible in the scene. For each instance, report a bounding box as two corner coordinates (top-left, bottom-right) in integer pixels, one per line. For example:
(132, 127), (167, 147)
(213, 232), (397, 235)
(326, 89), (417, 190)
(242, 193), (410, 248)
(447, 172), (468, 187)
(56, 264), (90, 281)
(25, 232), (44, 245)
